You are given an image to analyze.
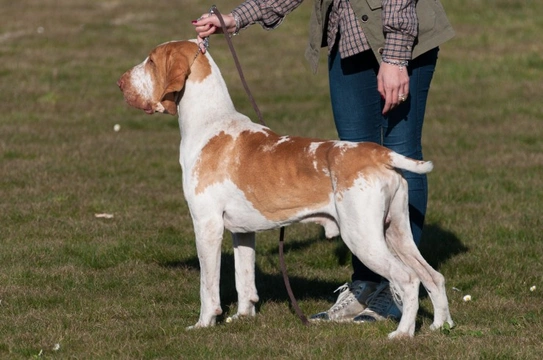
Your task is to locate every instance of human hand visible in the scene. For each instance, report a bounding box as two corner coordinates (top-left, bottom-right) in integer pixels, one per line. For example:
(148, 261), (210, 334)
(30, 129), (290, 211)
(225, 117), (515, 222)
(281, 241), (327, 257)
(192, 13), (236, 53)
(377, 61), (410, 114)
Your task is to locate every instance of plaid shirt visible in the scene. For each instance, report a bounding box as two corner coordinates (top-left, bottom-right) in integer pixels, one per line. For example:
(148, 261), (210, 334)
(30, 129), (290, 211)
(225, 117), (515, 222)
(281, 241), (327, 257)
(233, 0), (417, 60)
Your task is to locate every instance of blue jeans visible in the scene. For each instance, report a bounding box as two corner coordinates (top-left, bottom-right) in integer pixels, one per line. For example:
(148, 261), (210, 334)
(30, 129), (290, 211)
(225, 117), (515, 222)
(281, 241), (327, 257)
(328, 46), (439, 283)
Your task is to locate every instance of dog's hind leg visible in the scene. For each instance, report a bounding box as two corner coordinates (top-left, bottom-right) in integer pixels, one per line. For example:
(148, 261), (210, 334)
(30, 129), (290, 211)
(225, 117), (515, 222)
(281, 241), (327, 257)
(336, 189), (420, 338)
(232, 232), (259, 319)
(343, 226), (421, 338)
(189, 216), (225, 329)
(387, 226), (453, 331)
(385, 180), (454, 332)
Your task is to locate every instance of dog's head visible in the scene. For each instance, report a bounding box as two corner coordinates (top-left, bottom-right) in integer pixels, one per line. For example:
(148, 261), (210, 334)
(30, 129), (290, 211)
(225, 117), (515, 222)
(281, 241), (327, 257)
(117, 40), (209, 116)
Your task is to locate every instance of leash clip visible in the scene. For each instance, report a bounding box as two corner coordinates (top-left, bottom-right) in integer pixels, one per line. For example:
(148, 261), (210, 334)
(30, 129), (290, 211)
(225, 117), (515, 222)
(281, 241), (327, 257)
(196, 5), (216, 52)
(201, 37), (209, 52)
(201, 4), (217, 51)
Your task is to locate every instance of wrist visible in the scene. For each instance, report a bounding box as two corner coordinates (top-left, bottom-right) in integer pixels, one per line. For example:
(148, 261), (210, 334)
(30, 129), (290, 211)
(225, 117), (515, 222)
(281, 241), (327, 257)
(381, 56), (409, 70)
(230, 12), (241, 36)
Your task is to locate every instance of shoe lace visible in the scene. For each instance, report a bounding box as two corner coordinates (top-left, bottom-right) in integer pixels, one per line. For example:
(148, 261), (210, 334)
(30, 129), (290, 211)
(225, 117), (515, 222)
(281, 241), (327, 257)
(328, 283), (355, 313)
(333, 283), (350, 294)
(366, 283), (394, 314)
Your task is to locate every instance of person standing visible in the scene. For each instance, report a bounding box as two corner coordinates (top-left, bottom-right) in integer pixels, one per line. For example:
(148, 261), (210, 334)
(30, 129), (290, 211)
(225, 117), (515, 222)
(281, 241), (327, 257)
(193, 0), (454, 323)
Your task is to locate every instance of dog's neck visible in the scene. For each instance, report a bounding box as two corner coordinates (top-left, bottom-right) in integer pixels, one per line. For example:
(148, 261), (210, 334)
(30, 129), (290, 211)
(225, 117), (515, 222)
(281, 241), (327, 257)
(177, 50), (239, 138)
(175, 48), (262, 171)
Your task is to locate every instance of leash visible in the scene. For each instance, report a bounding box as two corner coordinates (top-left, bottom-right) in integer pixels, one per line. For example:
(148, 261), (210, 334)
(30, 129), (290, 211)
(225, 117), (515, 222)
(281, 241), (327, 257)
(278, 227), (310, 325)
(209, 6), (265, 127)
(209, 5), (309, 326)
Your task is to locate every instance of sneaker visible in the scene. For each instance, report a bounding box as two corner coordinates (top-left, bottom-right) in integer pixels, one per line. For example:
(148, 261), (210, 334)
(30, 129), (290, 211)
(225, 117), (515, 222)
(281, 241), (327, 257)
(353, 282), (402, 323)
(310, 281), (378, 322)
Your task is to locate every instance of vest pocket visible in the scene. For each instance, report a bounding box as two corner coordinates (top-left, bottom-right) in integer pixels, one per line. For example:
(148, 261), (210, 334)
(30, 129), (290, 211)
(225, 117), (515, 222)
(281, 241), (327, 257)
(365, 0), (382, 10)
(416, 2), (437, 34)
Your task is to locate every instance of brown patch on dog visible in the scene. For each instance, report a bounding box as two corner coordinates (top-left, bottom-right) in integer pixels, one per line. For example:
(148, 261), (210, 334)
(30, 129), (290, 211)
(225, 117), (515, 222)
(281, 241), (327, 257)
(327, 142), (393, 195)
(194, 131), (236, 192)
(194, 129), (395, 221)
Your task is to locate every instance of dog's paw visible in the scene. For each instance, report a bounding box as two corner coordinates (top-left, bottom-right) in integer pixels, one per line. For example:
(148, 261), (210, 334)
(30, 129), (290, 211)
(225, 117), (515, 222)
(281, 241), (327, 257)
(430, 320), (455, 332)
(186, 322), (206, 330)
(387, 330), (413, 340)
(185, 317), (217, 330)
(223, 312), (257, 325)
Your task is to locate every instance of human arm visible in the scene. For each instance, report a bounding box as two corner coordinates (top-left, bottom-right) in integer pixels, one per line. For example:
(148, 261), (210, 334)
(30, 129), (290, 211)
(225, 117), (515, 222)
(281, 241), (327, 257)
(377, 0), (417, 114)
(192, 0), (304, 53)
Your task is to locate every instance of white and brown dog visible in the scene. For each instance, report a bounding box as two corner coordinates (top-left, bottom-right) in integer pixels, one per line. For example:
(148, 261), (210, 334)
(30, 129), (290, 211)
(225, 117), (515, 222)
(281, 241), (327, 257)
(117, 40), (453, 338)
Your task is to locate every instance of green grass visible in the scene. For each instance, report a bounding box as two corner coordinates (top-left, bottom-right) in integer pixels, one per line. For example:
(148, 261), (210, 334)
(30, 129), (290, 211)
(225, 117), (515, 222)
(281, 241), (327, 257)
(1, 0), (543, 358)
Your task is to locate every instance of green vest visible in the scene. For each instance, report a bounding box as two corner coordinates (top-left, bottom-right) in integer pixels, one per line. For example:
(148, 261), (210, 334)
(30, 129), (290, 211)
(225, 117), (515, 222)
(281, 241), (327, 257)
(305, 0), (455, 72)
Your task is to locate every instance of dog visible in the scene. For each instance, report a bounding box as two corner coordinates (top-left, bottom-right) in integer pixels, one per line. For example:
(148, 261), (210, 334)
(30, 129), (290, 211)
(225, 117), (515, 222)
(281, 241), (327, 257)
(117, 39), (453, 338)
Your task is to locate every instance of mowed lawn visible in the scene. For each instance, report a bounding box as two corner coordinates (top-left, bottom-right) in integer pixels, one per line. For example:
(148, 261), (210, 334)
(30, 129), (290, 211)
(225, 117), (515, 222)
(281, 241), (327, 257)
(1, 0), (542, 359)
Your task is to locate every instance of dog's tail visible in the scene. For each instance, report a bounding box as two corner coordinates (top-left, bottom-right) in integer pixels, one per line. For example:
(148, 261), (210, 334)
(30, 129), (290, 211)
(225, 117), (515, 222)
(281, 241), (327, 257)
(389, 152), (433, 174)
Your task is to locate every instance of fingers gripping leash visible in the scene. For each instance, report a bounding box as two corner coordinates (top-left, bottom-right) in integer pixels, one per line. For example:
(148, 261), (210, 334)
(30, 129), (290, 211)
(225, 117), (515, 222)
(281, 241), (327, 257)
(196, 6), (215, 51)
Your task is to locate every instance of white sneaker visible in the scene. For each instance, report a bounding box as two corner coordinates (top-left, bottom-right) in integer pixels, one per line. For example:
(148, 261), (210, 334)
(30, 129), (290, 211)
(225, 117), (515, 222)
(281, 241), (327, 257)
(353, 282), (402, 322)
(310, 281), (378, 322)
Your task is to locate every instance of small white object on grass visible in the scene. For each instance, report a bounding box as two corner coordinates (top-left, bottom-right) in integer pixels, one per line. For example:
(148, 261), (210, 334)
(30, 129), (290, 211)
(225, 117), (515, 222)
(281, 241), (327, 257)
(53, 343), (60, 351)
(114, 124), (121, 132)
(226, 316), (233, 323)
(463, 295), (472, 302)
(530, 285), (536, 292)
(94, 213), (114, 219)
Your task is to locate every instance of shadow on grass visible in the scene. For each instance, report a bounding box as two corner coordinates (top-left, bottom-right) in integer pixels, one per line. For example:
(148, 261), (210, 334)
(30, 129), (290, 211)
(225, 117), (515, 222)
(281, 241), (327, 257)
(160, 232), (345, 312)
(419, 223), (469, 270)
(161, 223), (468, 320)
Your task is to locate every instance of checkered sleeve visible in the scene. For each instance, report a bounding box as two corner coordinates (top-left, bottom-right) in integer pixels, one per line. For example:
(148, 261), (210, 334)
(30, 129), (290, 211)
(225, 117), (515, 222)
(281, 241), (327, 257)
(232, 0), (304, 31)
(381, 0), (418, 60)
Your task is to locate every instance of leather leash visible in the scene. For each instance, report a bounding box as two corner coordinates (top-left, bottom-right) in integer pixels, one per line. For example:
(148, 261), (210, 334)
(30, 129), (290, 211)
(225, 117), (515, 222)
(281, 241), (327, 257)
(209, 5), (309, 326)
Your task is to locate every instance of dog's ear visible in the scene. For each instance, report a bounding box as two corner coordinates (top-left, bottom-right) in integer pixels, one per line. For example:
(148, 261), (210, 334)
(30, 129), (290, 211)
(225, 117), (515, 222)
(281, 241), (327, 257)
(158, 46), (191, 116)
(160, 90), (182, 115)
(152, 41), (206, 116)
(159, 65), (186, 115)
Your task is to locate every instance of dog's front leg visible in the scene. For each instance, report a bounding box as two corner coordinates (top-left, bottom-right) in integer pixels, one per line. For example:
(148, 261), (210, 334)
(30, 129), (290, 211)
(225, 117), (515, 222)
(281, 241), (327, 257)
(232, 232), (259, 320)
(190, 219), (225, 329)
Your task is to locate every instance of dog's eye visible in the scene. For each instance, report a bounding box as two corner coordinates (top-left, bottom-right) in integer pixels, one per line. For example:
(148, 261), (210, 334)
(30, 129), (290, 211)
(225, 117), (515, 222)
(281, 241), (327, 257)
(147, 57), (155, 67)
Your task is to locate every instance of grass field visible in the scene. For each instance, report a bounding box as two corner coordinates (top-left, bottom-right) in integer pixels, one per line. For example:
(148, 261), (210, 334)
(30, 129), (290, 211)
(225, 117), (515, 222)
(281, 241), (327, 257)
(1, 0), (542, 358)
